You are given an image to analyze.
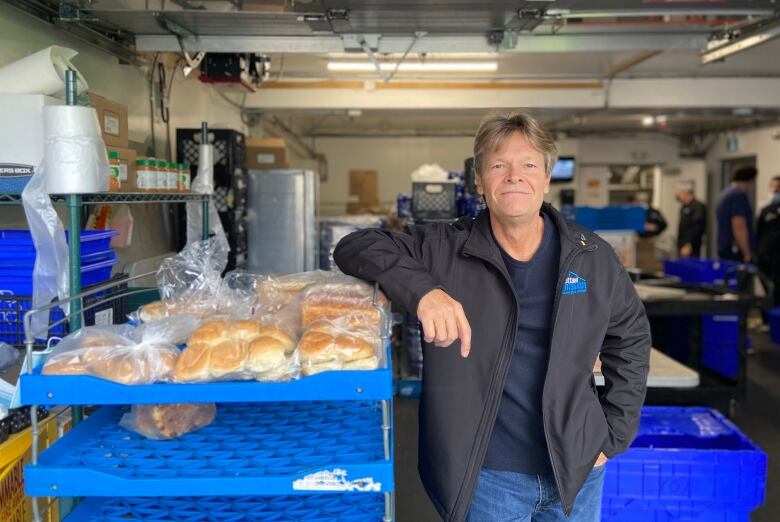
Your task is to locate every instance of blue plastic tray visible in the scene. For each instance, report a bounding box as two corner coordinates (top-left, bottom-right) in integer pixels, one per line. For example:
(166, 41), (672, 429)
(0, 229), (118, 260)
(603, 407), (766, 514)
(0, 248), (115, 268)
(664, 259), (740, 287)
(66, 494), (387, 521)
(769, 307), (780, 345)
(26, 401), (394, 497)
(0, 254), (117, 296)
(20, 344), (393, 405)
(574, 205), (645, 232)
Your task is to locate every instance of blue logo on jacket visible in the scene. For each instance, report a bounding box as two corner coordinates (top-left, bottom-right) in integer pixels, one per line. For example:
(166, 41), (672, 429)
(562, 272), (587, 295)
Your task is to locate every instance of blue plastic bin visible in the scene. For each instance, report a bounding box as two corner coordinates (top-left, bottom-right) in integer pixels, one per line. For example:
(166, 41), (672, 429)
(0, 252), (117, 296)
(769, 307), (780, 345)
(602, 406), (767, 522)
(663, 259), (740, 288)
(0, 230), (117, 263)
(664, 259), (743, 379)
(574, 205), (645, 232)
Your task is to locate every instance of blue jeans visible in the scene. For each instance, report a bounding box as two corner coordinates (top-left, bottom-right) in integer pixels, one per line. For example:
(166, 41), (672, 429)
(467, 465), (606, 522)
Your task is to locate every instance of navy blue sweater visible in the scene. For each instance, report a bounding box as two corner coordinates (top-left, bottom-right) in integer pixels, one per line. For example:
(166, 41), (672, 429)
(482, 213), (560, 475)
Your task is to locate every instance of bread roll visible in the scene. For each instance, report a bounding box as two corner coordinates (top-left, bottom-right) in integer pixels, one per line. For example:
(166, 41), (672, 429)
(300, 280), (388, 330)
(298, 318), (380, 375)
(127, 403), (216, 439)
(174, 320), (297, 382)
(41, 354), (88, 375)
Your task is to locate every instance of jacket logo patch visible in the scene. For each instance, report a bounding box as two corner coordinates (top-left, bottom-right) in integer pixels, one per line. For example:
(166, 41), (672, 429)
(563, 272), (587, 295)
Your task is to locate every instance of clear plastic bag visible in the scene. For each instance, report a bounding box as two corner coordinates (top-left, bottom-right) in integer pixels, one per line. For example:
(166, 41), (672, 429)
(173, 318), (300, 383)
(186, 143), (229, 254)
(120, 403), (216, 440)
(40, 316), (197, 384)
(21, 166), (70, 337)
(298, 314), (384, 376)
(138, 239), (229, 322)
(300, 274), (390, 334)
(254, 270), (333, 314)
(0, 343), (20, 372)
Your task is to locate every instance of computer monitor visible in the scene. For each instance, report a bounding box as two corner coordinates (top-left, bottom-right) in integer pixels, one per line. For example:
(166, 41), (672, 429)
(551, 156), (575, 183)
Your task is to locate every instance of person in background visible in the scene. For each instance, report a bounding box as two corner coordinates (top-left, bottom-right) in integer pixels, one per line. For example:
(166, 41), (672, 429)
(631, 193), (667, 238)
(675, 181), (707, 258)
(757, 176), (780, 306)
(716, 166), (757, 263)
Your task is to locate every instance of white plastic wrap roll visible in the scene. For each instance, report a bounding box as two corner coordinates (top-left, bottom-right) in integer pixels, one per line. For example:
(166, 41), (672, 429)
(42, 105), (109, 194)
(0, 46), (89, 96)
(186, 143), (229, 252)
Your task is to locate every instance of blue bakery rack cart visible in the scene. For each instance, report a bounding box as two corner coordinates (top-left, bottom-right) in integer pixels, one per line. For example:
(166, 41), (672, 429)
(20, 274), (395, 521)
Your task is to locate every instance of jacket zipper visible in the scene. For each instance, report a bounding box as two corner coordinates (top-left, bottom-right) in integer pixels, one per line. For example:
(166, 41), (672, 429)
(451, 253), (518, 521)
(543, 242), (598, 516)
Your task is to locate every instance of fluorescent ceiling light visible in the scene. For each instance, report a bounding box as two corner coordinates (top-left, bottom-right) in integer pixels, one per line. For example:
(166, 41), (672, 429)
(327, 62), (498, 72)
(701, 13), (780, 64)
(641, 115), (655, 127)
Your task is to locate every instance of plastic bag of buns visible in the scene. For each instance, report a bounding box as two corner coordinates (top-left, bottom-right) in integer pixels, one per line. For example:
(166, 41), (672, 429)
(120, 403), (216, 440)
(173, 318), (300, 383)
(298, 314), (384, 376)
(40, 316), (198, 384)
(254, 270), (333, 315)
(137, 239), (228, 323)
(300, 274), (390, 334)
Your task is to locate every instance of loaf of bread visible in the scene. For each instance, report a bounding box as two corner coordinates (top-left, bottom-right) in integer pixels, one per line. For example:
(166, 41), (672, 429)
(298, 316), (380, 376)
(300, 278), (388, 331)
(174, 320), (297, 382)
(121, 403), (216, 440)
(138, 298), (217, 322)
(41, 329), (180, 385)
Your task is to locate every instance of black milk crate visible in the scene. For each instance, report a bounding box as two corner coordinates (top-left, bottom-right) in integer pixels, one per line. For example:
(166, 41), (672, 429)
(176, 129), (246, 173)
(412, 182), (457, 221)
(0, 274), (129, 349)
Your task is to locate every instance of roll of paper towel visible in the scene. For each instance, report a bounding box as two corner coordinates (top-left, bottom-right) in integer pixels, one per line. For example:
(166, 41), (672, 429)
(42, 105), (109, 194)
(0, 46), (89, 96)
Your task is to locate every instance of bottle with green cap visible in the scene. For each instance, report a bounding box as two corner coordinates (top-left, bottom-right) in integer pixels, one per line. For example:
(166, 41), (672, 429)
(108, 150), (121, 192)
(167, 161), (178, 192)
(135, 158), (156, 192)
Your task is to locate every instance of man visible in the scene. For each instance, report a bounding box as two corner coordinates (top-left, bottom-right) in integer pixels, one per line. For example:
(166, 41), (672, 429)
(757, 176), (780, 306)
(334, 112), (651, 522)
(716, 166), (757, 262)
(630, 193), (667, 238)
(675, 182), (707, 258)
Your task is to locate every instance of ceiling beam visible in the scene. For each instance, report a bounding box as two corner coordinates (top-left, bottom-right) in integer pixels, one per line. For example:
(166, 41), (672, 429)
(135, 32), (708, 54)
(241, 78), (780, 110)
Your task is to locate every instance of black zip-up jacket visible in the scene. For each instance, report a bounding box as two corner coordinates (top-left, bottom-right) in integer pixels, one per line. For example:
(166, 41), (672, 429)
(334, 204), (651, 521)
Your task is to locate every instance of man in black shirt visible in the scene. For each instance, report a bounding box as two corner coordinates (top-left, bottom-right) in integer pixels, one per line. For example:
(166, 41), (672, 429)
(675, 182), (707, 258)
(757, 176), (780, 306)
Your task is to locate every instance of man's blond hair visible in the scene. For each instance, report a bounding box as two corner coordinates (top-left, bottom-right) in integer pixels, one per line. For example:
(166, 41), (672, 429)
(473, 111), (558, 177)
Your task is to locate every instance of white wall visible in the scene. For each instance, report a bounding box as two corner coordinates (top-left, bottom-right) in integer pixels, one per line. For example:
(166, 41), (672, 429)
(288, 133), (681, 214)
(0, 3), (246, 266)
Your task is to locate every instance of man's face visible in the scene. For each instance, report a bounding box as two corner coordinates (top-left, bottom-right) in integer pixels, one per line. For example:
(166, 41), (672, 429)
(770, 179), (780, 194)
(475, 132), (550, 222)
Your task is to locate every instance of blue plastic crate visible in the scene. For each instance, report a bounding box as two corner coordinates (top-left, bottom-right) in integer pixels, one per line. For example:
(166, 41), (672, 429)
(602, 406), (766, 521)
(0, 253), (117, 296)
(663, 259), (740, 288)
(20, 344), (393, 405)
(574, 206), (645, 232)
(0, 229), (117, 262)
(0, 248), (115, 269)
(66, 494), (388, 521)
(25, 402), (394, 497)
(0, 274), (129, 347)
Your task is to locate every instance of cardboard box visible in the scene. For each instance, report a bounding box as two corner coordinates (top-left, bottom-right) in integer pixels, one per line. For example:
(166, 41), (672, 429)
(246, 137), (288, 169)
(106, 146), (137, 192)
(0, 94), (60, 193)
(636, 237), (662, 273)
(349, 170), (379, 205)
(88, 93), (129, 148)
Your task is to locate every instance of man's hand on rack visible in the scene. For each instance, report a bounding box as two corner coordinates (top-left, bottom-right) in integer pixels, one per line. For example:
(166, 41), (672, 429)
(417, 289), (472, 358)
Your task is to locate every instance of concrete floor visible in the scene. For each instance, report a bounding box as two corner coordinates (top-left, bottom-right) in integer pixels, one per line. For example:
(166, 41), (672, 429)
(393, 331), (780, 521)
